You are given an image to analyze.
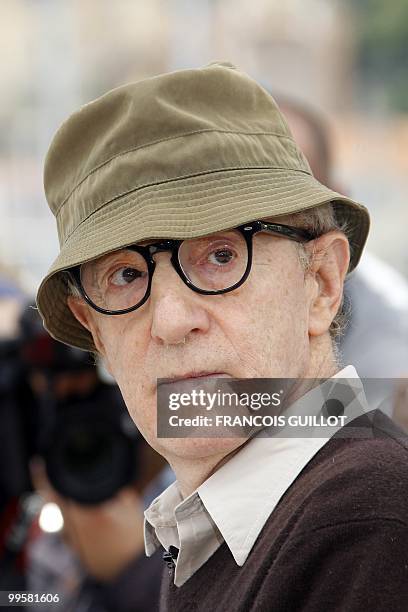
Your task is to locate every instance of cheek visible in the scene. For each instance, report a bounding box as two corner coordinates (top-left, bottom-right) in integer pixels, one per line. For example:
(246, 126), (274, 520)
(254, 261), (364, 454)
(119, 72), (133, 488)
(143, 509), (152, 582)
(113, 363), (157, 446)
(96, 317), (155, 428)
(98, 315), (147, 375)
(224, 259), (310, 377)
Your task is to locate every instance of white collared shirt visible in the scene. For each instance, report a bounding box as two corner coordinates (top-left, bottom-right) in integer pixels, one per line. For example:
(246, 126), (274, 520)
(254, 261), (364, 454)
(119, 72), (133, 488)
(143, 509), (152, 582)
(144, 366), (367, 586)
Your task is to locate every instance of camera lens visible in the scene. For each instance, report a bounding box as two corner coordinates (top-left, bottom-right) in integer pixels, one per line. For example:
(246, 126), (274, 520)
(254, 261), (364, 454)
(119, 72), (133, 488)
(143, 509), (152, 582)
(43, 387), (139, 505)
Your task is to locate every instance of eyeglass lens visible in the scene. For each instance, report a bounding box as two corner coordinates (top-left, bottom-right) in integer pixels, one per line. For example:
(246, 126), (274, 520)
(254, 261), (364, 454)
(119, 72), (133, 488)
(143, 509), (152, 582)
(80, 229), (249, 312)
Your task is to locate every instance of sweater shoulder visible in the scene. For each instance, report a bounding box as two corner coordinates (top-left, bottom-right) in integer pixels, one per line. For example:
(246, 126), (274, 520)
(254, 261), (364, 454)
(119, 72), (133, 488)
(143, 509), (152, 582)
(276, 411), (408, 536)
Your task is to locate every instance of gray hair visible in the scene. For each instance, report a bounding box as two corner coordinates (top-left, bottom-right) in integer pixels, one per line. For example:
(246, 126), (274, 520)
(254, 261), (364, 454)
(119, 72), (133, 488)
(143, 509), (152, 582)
(66, 273), (82, 299)
(285, 201), (350, 346)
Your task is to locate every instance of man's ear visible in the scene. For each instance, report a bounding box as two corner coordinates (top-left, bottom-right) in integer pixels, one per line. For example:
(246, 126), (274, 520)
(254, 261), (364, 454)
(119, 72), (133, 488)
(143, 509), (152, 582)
(67, 296), (106, 355)
(307, 231), (350, 337)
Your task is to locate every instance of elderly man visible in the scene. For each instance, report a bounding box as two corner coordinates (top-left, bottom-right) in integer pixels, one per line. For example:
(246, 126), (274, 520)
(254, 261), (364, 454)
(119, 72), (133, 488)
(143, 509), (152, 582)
(37, 63), (408, 611)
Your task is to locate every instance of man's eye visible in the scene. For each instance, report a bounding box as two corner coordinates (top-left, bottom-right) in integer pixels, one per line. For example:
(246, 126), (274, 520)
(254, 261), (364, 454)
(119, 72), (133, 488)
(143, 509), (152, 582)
(110, 267), (144, 286)
(208, 248), (235, 265)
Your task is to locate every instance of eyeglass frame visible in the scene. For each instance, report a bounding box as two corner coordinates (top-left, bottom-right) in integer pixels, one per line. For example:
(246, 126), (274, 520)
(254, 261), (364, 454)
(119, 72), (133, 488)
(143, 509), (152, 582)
(67, 220), (315, 316)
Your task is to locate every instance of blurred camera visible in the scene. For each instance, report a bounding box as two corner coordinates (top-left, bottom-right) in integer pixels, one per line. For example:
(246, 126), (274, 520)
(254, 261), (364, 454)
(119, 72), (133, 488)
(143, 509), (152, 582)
(0, 303), (141, 506)
(41, 384), (140, 504)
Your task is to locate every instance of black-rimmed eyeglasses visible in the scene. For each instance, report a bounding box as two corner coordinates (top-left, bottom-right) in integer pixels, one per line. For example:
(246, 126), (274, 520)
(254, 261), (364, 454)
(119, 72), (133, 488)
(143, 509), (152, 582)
(67, 221), (315, 316)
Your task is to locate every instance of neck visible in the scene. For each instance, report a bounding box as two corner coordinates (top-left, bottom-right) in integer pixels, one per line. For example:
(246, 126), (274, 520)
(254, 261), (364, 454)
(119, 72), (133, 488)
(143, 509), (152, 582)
(168, 448), (244, 498)
(306, 333), (340, 380)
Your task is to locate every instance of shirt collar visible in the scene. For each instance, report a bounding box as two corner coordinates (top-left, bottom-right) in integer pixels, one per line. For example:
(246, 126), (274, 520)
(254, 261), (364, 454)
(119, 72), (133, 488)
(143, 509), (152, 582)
(145, 366), (367, 570)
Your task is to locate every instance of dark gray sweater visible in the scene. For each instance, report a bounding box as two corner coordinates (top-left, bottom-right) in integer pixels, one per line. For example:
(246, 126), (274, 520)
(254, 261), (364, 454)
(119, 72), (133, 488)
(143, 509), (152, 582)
(160, 410), (408, 611)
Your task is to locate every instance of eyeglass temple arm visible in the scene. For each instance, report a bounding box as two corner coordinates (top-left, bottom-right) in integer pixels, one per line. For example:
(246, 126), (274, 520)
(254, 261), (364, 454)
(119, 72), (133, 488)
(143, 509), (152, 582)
(259, 222), (315, 243)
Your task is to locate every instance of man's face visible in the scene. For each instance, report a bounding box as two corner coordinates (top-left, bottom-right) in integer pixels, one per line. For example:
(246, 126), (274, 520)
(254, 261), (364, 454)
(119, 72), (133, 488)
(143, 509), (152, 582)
(69, 223), (319, 463)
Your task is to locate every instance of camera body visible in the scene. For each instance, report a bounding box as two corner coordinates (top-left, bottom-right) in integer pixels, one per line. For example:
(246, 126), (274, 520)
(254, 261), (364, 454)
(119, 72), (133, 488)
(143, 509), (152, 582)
(0, 304), (141, 506)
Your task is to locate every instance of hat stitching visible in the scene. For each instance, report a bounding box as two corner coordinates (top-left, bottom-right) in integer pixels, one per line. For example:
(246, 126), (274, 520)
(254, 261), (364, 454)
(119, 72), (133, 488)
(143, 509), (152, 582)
(55, 128), (300, 214)
(58, 190), (347, 263)
(49, 174), (345, 270)
(59, 198), (347, 259)
(59, 166), (315, 244)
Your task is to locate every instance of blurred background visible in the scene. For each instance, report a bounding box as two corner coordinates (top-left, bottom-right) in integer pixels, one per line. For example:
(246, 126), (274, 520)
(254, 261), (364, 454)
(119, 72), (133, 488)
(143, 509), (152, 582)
(1, 1), (408, 608)
(1, 0), (408, 298)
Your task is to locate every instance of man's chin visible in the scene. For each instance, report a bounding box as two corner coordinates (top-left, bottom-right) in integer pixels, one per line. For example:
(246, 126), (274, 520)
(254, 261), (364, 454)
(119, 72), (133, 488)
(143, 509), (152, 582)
(155, 436), (246, 463)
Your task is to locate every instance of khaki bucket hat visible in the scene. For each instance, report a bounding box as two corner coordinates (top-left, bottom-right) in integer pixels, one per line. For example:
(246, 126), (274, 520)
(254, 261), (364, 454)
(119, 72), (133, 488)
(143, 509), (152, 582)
(37, 61), (370, 351)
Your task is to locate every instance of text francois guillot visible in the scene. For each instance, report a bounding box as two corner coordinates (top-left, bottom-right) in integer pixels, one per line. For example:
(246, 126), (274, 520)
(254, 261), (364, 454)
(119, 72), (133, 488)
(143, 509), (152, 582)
(165, 389), (348, 429)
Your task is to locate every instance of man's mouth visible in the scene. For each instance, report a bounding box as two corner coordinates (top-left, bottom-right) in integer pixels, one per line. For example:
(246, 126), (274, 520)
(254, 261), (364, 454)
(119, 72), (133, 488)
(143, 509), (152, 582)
(159, 372), (231, 385)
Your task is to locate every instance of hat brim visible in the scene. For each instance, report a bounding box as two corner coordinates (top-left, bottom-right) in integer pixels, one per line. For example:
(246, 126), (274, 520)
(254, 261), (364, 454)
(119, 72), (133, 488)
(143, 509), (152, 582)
(37, 168), (369, 351)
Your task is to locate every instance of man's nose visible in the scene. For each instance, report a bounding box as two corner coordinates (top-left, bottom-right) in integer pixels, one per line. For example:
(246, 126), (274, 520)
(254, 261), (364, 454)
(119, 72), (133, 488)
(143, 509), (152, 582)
(149, 254), (211, 346)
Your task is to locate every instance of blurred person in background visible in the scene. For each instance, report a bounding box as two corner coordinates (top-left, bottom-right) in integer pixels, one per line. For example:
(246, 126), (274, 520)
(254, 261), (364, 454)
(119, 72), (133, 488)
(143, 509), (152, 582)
(0, 304), (165, 611)
(0, 264), (26, 339)
(276, 95), (408, 417)
(0, 283), (29, 593)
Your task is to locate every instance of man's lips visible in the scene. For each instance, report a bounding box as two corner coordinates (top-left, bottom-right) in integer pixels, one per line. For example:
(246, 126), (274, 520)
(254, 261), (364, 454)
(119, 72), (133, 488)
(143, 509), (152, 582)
(158, 372), (231, 385)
